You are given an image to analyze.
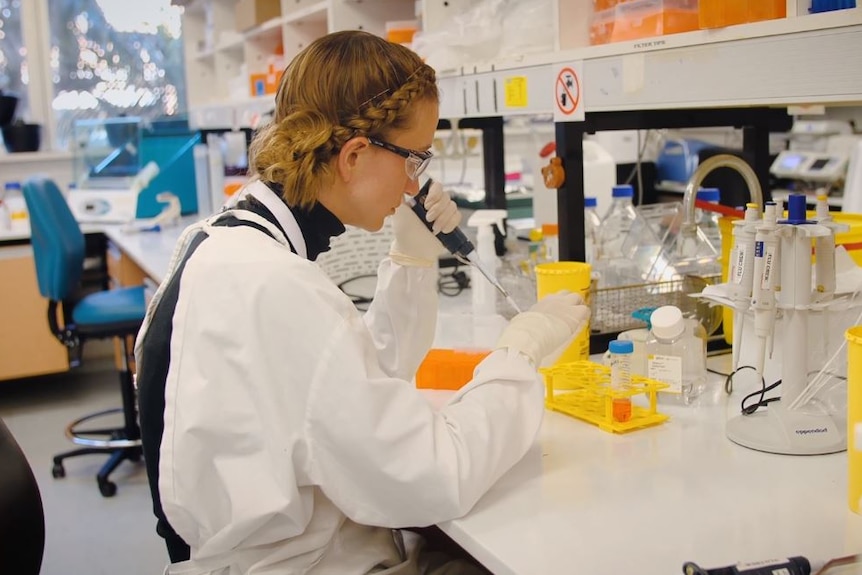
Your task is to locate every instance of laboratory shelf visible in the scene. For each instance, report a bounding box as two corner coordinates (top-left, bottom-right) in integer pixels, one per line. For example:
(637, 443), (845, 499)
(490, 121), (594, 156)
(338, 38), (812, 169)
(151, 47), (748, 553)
(436, 8), (862, 119)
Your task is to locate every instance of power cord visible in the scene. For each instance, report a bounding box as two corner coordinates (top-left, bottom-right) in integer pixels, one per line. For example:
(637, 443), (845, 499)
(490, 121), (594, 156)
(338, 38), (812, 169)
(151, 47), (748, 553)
(438, 266), (470, 297)
(338, 266), (472, 310)
(722, 364), (782, 415)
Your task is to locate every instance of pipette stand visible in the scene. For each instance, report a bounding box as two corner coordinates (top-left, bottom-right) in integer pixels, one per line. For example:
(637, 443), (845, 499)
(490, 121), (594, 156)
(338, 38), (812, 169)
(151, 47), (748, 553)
(726, 215), (846, 456)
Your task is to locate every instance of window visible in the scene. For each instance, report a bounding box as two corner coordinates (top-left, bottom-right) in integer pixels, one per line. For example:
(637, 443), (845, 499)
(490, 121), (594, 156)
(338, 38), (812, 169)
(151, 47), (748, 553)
(0, 0), (28, 120)
(47, 0), (186, 147)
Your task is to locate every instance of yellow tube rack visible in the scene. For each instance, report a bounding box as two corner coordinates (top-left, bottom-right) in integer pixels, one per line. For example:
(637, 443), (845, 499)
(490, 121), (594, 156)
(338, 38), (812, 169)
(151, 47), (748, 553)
(541, 360), (670, 433)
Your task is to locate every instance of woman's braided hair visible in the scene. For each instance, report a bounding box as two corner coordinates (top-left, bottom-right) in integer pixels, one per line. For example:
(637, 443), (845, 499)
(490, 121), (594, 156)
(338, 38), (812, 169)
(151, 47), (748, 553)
(248, 31), (438, 208)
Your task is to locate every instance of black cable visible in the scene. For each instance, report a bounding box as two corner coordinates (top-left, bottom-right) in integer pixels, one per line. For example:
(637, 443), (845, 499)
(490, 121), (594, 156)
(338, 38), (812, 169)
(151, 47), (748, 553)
(722, 364), (782, 415)
(438, 266), (470, 297)
(724, 364), (755, 394)
(740, 379), (782, 415)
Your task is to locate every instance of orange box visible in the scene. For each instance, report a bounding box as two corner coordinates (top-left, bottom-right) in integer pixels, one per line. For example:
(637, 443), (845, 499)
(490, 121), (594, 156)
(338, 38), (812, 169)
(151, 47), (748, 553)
(590, 8), (616, 45)
(593, 0), (619, 10)
(416, 349), (491, 391)
(386, 20), (418, 45)
(699, 0), (784, 28)
(748, 0), (786, 23)
(610, 0), (700, 42)
(698, 0), (747, 28)
(249, 64), (282, 97)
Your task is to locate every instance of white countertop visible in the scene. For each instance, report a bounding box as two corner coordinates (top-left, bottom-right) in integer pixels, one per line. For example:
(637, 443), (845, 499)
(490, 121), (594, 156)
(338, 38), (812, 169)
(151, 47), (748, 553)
(437, 353), (862, 575)
(101, 215), (200, 283)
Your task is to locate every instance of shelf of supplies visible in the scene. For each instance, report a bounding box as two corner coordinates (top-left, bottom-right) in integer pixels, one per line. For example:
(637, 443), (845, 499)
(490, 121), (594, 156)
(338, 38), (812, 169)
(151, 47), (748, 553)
(194, 47), (216, 61)
(217, 33), (246, 52)
(188, 95), (275, 129)
(436, 9), (862, 119)
(245, 16), (287, 42)
(283, 1), (328, 26)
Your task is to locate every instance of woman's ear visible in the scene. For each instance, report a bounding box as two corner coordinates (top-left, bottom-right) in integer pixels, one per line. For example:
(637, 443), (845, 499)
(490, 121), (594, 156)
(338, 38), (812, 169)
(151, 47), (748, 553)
(336, 136), (369, 182)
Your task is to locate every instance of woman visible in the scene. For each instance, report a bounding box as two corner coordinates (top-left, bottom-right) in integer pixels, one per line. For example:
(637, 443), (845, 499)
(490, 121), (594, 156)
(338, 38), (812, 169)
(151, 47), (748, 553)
(136, 30), (589, 574)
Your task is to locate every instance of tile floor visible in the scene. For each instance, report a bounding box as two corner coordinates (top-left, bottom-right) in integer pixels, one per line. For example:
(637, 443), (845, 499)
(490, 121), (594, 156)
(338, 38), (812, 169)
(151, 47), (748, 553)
(0, 357), (167, 575)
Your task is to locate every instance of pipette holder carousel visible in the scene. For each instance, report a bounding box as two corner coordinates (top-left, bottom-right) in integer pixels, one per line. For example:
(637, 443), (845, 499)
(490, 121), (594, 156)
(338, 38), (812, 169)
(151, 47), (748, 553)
(726, 194), (848, 456)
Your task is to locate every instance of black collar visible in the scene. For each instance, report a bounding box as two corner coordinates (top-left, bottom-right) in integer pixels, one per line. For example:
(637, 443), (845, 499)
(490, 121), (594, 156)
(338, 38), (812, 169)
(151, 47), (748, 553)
(235, 182), (346, 261)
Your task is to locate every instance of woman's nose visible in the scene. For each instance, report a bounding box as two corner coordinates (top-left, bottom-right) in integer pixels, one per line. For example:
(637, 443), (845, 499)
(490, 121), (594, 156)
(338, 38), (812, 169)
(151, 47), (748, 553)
(404, 178), (420, 196)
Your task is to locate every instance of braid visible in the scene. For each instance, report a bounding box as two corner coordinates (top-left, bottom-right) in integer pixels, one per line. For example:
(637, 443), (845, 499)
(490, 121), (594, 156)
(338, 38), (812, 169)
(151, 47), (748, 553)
(346, 64), (437, 137)
(248, 109), (340, 208)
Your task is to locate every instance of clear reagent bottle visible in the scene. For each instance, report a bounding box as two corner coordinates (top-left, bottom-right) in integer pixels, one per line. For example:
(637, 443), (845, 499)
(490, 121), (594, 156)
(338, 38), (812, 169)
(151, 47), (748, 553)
(598, 184), (637, 260)
(645, 305), (707, 405)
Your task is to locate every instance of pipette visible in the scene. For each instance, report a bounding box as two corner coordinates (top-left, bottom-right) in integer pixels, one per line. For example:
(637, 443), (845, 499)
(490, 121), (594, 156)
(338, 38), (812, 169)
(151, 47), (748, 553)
(406, 179), (522, 314)
(751, 202), (779, 378)
(726, 203), (760, 370)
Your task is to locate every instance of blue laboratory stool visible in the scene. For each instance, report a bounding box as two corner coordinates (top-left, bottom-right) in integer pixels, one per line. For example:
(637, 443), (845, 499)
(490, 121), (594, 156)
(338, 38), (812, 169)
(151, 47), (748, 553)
(23, 176), (147, 497)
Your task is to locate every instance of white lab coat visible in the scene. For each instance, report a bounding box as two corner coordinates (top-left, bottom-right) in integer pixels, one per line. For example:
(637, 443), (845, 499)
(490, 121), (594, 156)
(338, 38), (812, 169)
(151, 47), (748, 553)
(136, 181), (544, 574)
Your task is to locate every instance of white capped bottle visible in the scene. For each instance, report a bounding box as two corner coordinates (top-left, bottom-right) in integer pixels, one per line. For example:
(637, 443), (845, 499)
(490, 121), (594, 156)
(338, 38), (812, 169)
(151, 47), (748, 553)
(645, 305), (707, 405)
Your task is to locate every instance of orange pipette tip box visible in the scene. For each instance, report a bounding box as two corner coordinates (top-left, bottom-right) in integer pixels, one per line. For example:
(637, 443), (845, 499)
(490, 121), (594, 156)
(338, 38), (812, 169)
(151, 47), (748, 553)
(416, 349), (491, 391)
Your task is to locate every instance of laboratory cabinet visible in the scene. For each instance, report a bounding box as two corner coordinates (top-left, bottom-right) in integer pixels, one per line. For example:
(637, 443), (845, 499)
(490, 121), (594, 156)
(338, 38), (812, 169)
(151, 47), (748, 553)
(0, 245), (69, 381)
(180, 0), (417, 129)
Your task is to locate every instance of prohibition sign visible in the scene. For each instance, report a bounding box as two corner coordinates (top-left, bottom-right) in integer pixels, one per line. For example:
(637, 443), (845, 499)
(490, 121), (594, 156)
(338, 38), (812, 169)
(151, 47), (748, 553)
(556, 67), (580, 116)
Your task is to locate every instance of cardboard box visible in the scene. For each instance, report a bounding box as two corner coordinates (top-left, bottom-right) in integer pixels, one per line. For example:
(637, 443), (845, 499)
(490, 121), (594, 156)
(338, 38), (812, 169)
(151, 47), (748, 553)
(249, 64), (283, 97)
(236, 0), (281, 32)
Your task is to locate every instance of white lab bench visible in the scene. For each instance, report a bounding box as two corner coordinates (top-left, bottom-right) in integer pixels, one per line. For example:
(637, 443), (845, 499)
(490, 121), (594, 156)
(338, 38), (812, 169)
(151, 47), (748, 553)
(437, 355), (862, 575)
(100, 222), (862, 574)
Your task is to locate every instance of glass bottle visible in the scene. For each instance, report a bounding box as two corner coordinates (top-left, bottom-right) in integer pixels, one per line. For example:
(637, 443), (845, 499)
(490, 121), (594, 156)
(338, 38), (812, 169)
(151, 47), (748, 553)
(595, 184), (640, 287)
(598, 184), (637, 260)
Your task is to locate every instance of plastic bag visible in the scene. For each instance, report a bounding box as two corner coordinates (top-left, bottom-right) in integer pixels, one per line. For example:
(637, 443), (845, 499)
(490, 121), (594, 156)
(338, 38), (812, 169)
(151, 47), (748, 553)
(499, 0), (555, 59)
(412, 0), (507, 71)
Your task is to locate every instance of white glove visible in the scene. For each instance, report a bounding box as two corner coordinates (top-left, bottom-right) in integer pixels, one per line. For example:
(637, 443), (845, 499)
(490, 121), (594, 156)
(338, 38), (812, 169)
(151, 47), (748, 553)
(495, 291), (591, 367)
(390, 181), (461, 267)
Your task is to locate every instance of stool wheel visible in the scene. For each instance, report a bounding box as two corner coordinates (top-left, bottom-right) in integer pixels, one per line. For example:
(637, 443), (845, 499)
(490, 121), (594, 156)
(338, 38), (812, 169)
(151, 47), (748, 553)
(98, 478), (117, 498)
(52, 462), (66, 479)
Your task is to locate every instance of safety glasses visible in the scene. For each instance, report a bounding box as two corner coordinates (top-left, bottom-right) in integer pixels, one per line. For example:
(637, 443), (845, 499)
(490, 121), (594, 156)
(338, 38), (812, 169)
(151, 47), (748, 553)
(367, 137), (433, 181)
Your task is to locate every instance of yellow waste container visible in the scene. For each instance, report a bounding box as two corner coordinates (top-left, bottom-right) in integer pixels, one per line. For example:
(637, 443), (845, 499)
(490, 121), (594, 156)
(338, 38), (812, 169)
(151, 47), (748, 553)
(535, 262), (592, 365)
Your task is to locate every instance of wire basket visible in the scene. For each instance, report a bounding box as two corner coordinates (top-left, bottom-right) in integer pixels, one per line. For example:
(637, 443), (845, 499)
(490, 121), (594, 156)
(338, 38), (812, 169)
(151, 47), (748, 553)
(542, 360), (669, 433)
(589, 274), (722, 335)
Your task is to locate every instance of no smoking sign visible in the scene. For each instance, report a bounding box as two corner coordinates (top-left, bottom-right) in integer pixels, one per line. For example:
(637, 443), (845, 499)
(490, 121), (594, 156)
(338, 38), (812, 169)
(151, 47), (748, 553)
(553, 62), (584, 122)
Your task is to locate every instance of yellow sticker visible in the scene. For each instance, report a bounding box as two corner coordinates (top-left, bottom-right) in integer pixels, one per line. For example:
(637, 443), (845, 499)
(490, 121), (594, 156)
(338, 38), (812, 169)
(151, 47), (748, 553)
(504, 76), (528, 108)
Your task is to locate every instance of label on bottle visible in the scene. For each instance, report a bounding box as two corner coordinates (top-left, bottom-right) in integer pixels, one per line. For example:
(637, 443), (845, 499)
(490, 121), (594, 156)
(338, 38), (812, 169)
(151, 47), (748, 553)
(647, 354), (682, 393)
